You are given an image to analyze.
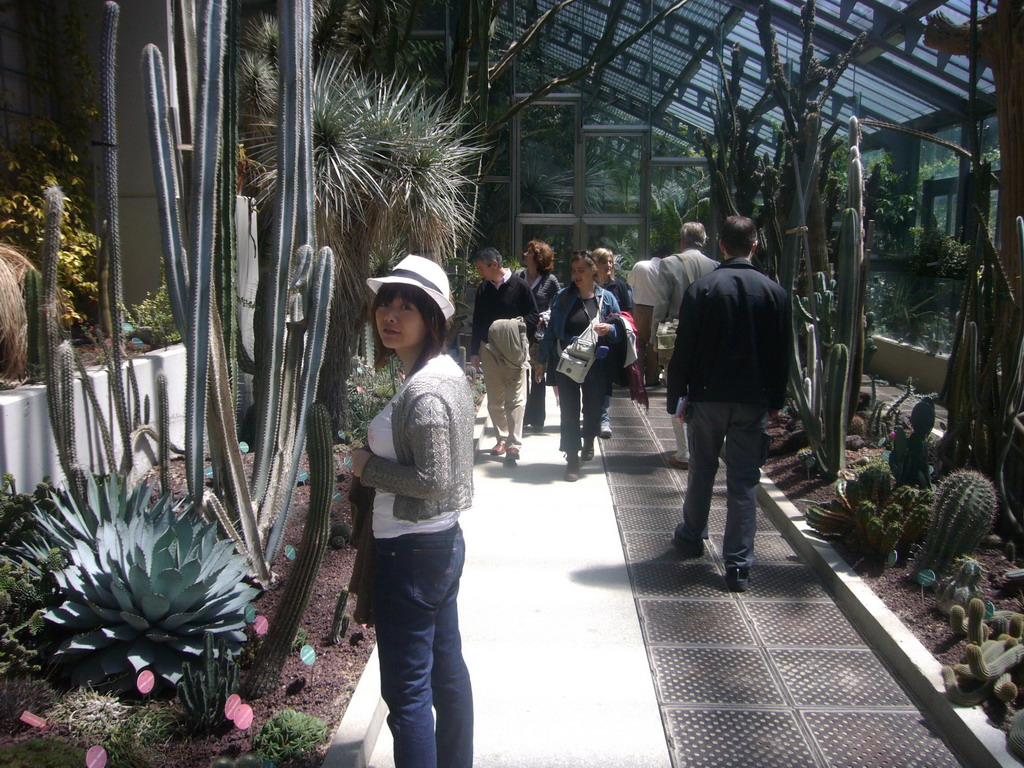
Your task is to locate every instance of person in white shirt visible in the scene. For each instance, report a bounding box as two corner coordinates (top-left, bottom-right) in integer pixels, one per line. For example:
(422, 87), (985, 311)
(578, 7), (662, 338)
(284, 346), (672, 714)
(627, 244), (671, 385)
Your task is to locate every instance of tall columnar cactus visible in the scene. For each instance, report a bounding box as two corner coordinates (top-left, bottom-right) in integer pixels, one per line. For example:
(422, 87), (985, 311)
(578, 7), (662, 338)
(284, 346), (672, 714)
(913, 470), (998, 579)
(98, 1), (136, 473)
(242, 404), (333, 699)
(157, 372), (170, 494)
(144, 0), (331, 583)
(889, 397), (936, 489)
(781, 116), (866, 480)
(995, 215), (1024, 541)
(23, 268), (42, 379)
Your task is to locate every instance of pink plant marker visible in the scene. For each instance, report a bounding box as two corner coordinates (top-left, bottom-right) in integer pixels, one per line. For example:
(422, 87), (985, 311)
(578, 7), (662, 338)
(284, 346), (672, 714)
(19, 711), (47, 729)
(224, 693), (241, 721)
(86, 744), (108, 768)
(136, 670), (155, 695)
(253, 615), (269, 635)
(233, 703), (254, 730)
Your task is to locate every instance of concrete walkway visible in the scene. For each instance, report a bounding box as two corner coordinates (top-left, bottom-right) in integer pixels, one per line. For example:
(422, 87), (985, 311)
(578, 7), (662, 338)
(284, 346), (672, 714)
(330, 385), (967, 768)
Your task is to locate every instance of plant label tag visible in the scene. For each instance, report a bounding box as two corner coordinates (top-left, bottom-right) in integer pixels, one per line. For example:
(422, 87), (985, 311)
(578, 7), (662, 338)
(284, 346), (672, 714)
(86, 744), (108, 768)
(233, 703), (254, 730)
(224, 693), (241, 721)
(137, 670), (155, 695)
(985, 600), (996, 619)
(239, 441), (249, 454)
(886, 550), (898, 566)
(19, 711), (47, 729)
(916, 569), (935, 587)
(254, 615), (269, 635)
(285, 545), (297, 561)
(245, 603), (257, 623)
(300, 645), (316, 666)
(297, 470), (309, 484)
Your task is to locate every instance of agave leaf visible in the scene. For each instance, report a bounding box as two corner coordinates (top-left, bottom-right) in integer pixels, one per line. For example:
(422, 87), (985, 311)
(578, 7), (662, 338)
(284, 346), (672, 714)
(70, 653), (108, 687)
(159, 610), (200, 631)
(153, 567), (185, 600)
(141, 592), (172, 623)
(178, 557), (201, 586)
(120, 610), (151, 631)
(84, 598), (126, 624)
(168, 580), (209, 615)
(64, 628), (118, 653)
(111, 578), (137, 614)
(100, 623), (140, 642)
(128, 562), (151, 601)
(125, 635), (162, 672)
(99, 640), (135, 676)
(165, 634), (206, 655)
(45, 602), (103, 630)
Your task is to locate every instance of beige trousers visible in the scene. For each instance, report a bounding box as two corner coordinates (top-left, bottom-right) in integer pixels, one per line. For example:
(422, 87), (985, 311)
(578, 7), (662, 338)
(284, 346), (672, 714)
(481, 343), (528, 447)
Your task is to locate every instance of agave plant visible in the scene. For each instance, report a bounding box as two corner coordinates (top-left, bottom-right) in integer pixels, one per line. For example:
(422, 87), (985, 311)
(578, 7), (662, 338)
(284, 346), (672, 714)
(44, 499), (258, 689)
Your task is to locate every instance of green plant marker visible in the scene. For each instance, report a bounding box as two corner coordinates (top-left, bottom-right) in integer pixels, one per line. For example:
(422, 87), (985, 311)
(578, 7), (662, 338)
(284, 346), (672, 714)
(338, 430), (346, 440)
(131, 337), (144, 347)
(285, 544), (296, 561)
(245, 603), (257, 623)
(205, 466), (214, 478)
(122, 322), (134, 334)
(344, 457), (352, 470)
(239, 441), (249, 454)
(300, 645), (316, 666)
(986, 600), (996, 619)
(333, 492), (341, 502)
(916, 569), (936, 587)
(886, 550), (898, 566)
(297, 470), (309, 484)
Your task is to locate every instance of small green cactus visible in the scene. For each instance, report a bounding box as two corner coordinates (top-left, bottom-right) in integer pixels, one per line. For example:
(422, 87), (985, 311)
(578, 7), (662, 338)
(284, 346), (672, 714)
(936, 557), (986, 616)
(913, 469), (998, 579)
(253, 709), (328, 764)
(944, 598), (1024, 710)
(805, 457), (932, 555)
(177, 633), (241, 733)
(888, 397), (935, 489)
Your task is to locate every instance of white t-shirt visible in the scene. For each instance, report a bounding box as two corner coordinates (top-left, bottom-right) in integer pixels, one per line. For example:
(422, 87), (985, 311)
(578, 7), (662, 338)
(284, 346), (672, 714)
(627, 258), (664, 306)
(368, 355), (463, 539)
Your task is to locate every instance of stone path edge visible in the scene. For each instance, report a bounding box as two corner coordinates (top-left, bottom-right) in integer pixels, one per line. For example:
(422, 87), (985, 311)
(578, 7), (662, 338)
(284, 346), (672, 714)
(322, 396), (491, 768)
(758, 472), (1020, 768)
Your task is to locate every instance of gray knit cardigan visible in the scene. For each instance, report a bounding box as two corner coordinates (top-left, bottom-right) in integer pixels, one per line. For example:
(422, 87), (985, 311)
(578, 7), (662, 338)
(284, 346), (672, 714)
(361, 360), (475, 523)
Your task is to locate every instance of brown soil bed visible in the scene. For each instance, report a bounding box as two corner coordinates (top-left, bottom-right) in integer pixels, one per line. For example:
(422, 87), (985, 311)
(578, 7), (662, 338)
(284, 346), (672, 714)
(763, 413), (1023, 732)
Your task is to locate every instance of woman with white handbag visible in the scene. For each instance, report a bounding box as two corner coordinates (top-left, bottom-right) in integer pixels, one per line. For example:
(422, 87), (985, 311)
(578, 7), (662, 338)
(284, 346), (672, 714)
(536, 251), (621, 481)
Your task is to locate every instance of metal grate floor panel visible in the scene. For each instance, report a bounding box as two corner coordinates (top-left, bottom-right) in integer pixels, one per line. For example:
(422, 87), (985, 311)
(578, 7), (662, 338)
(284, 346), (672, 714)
(639, 599), (754, 645)
(599, 390), (962, 768)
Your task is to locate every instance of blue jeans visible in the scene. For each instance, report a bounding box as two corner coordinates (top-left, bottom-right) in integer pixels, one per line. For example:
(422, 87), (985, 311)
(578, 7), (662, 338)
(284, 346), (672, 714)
(374, 524), (473, 768)
(676, 402), (769, 570)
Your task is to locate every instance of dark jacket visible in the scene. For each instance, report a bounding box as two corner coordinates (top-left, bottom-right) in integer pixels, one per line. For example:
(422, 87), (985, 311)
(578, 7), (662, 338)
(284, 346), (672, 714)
(666, 259), (790, 412)
(515, 269), (561, 313)
(539, 284), (621, 368)
(470, 272), (539, 356)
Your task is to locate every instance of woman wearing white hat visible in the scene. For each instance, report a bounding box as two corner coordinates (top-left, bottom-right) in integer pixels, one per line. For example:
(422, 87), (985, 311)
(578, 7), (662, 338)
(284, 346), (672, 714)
(350, 255), (475, 768)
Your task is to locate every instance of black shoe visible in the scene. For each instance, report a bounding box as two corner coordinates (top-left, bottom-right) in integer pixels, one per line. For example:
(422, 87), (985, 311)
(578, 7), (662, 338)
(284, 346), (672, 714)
(581, 439), (595, 462)
(599, 425), (613, 439)
(725, 567), (750, 593)
(672, 535), (704, 559)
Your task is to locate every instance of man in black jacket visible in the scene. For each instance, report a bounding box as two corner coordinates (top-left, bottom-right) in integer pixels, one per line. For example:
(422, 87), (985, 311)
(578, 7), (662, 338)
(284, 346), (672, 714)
(666, 216), (790, 592)
(470, 247), (539, 463)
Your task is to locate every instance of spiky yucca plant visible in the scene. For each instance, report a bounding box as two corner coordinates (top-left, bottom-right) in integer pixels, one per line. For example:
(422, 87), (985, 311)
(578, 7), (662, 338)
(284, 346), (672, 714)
(241, 23), (482, 431)
(45, 498), (258, 689)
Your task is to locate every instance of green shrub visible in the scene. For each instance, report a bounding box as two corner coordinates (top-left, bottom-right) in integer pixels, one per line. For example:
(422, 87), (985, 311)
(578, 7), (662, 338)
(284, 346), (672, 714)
(253, 708), (329, 764)
(49, 688), (178, 768)
(127, 281), (182, 347)
(0, 675), (56, 734)
(0, 737), (86, 767)
(346, 357), (401, 444)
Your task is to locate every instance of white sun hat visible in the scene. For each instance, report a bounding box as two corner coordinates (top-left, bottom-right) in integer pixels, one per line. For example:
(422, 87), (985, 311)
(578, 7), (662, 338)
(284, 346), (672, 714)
(366, 255), (455, 319)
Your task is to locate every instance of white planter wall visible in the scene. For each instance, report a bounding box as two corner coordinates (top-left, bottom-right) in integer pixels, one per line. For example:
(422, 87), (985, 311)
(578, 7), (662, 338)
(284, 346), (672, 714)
(0, 345), (187, 490)
(867, 335), (949, 396)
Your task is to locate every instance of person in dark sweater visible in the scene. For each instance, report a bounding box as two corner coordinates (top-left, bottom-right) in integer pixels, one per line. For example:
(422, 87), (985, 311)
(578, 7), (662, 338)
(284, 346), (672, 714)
(666, 215), (791, 593)
(470, 247), (539, 463)
(516, 240), (561, 432)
